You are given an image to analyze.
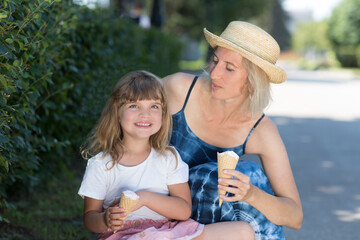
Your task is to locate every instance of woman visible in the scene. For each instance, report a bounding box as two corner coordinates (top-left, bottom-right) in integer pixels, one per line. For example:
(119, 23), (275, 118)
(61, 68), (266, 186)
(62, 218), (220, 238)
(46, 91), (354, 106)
(163, 21), (303, 239)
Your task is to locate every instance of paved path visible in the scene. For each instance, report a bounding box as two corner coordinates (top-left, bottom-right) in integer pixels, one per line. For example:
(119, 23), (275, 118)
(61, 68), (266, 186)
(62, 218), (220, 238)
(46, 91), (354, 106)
(265, 69), (360, 239)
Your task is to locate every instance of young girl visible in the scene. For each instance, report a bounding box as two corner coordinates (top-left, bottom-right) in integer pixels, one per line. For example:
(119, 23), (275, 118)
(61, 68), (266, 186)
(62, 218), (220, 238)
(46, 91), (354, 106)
(78, 70), (204, 239)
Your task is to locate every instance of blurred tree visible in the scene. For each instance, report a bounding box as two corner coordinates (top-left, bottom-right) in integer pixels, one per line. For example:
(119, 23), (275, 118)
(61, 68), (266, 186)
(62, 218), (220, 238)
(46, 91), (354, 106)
(269, 0), (290, 50)
(110, 0), (127, 16)
(291, 20), (336, 69)
(163, 0), (271, 39)
(292, 21), (331, 54)
(328, 0), (360, 67)
(108, 0), (290, 47)
(252, 0), (290, 51)
(151, 0), (166, 28)
(108, 0), (291, 61)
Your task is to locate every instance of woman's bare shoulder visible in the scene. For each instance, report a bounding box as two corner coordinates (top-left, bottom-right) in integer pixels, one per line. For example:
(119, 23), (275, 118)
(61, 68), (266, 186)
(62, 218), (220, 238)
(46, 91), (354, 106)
(163, 72), (197, 92)
(163, 72), (201, 113)
(253, 116), (281, 141)
(246, 115), (283, 154)
(258, 115), (277, 130)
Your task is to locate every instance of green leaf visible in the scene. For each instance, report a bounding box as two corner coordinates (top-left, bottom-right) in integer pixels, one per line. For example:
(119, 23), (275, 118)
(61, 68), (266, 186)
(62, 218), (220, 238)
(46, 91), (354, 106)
(0, 156), (9, 172)
(15, 40), (24, 50)
(5, 38), (13, 44)
(0, 13), (8, 19)
(0, 133), (9, 144)
(13, 59), (20, 67)
(0, 75), (8, 88)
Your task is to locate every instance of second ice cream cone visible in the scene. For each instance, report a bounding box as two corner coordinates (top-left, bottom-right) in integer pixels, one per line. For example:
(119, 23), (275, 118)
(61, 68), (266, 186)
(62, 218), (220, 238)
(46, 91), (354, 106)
(119, 190), (139, 220)
(217, 151), (239, 207)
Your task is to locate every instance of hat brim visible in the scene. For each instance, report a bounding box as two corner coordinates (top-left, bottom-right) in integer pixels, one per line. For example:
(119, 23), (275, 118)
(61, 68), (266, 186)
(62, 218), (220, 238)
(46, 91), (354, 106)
(204, 28), (286, 84)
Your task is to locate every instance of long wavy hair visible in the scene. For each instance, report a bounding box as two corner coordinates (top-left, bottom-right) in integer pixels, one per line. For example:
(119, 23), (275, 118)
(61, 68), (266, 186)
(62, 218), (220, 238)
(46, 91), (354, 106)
(81, 70), (174, 168)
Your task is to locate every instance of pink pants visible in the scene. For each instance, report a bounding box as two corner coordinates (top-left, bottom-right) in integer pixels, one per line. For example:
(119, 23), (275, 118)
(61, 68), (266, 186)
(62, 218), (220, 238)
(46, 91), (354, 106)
(96, 218), (204, 240)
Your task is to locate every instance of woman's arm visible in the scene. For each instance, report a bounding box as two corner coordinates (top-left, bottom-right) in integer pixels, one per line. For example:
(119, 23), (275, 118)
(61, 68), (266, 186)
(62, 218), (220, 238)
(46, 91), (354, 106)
(83, 197), (126, 233)
(219, 117), (303, 229)
(136, 182), (192, 220)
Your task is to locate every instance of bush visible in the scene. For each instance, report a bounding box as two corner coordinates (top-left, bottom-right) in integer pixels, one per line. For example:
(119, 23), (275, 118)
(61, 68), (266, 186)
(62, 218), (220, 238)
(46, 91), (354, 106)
(0, 0), (182, 221)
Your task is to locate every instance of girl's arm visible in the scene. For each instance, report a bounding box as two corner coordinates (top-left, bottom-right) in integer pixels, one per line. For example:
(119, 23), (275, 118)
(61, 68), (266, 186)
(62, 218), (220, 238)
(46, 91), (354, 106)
(136, 182), (192, 220)
(219, 117), (303, 229)
(83, 197), (126, 233)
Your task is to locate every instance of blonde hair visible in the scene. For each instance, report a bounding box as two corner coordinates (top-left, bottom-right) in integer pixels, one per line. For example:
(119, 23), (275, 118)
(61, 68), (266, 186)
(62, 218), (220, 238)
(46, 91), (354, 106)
(202, 50), (271, 116)
(81, 70), (175, 168)
(241, 57), (272, 115)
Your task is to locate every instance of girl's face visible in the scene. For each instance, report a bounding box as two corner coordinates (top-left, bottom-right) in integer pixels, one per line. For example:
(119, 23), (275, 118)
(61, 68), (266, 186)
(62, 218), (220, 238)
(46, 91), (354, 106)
(209, 47), (249, 101)
(120, 99), (163, 142)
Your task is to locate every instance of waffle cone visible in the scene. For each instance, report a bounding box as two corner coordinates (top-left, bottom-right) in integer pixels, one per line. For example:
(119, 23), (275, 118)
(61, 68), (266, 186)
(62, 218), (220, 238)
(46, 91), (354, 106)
(119, 192), (139, 220)
(217, 152), (239, 207)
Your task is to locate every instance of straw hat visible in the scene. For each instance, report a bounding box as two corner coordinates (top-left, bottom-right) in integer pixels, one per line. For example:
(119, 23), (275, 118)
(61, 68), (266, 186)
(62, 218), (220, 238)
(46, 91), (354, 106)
(204, 21), (286, 83)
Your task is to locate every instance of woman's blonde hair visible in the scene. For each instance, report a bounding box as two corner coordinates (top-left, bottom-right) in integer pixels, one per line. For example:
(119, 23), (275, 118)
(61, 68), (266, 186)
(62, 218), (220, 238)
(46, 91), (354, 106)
(81, 70), (174, 168)
(241, 57), (272, 115)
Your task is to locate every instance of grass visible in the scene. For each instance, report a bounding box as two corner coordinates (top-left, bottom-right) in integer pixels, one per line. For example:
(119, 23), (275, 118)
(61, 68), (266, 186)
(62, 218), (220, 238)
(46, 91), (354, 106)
(348, 67), (360, 77)
(0, 162), (96, 240)
(179, 59), (206, 71)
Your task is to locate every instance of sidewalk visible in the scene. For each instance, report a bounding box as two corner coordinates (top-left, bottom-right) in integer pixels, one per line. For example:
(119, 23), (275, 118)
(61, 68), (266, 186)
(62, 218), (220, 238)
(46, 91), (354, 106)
(267, 67), (360, 239)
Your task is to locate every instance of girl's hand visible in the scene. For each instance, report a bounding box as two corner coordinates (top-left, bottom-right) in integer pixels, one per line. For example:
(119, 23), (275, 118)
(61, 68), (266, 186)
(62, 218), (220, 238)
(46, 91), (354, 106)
(109, 197), (120, 207)
(104, 206), (127, 232)
(218, 169), (254, 203)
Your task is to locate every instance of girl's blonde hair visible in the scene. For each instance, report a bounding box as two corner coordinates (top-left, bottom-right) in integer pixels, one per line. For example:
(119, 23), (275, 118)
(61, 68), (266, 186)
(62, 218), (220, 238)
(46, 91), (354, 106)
(81, 70), (174, 168)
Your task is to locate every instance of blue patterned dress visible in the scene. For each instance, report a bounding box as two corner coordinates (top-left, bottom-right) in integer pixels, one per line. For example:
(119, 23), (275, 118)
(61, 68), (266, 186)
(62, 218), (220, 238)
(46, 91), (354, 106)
(170, 77), (285, 239)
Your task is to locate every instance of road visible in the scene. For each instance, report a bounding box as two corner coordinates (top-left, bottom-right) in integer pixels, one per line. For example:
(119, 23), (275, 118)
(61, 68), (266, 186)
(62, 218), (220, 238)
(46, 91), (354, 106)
(265, 69), (360, 239)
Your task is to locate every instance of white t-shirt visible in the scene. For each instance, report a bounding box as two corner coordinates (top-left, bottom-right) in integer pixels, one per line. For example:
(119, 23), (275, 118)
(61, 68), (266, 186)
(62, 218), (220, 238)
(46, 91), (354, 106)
(78, 147), (188, 220)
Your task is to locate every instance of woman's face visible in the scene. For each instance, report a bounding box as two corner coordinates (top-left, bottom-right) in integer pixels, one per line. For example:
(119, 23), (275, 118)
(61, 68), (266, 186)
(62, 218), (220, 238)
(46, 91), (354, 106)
(209, 47), (249, 101)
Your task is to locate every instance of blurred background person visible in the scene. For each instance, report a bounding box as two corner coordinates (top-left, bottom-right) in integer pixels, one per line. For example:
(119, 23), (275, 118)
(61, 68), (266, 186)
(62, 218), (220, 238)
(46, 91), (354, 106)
(130, 2), (151, 29)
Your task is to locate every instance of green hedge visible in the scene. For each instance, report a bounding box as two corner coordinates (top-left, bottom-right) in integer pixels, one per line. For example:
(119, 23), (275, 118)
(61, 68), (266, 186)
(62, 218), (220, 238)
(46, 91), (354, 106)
(0, 0), (182, 221)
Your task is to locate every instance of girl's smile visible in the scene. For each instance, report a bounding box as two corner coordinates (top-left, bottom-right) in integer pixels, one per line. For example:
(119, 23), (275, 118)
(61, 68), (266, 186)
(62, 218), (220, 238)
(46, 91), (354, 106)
(135, 122), (152, 127)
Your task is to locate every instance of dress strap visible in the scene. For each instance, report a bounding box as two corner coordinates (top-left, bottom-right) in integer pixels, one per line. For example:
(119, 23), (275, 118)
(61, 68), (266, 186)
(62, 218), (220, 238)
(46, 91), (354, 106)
(180, 76), (198, 112)
(243, 113), (265, 154)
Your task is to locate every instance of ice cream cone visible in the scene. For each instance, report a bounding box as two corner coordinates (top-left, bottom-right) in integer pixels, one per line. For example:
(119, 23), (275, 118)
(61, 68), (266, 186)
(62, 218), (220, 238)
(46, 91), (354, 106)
(217, 151), (239, 207)
(119, 190), (139, 220)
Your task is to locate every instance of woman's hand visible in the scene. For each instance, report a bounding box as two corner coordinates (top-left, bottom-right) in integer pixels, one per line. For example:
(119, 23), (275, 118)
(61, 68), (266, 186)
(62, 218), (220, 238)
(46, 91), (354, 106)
(218, 169), (254, 203)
